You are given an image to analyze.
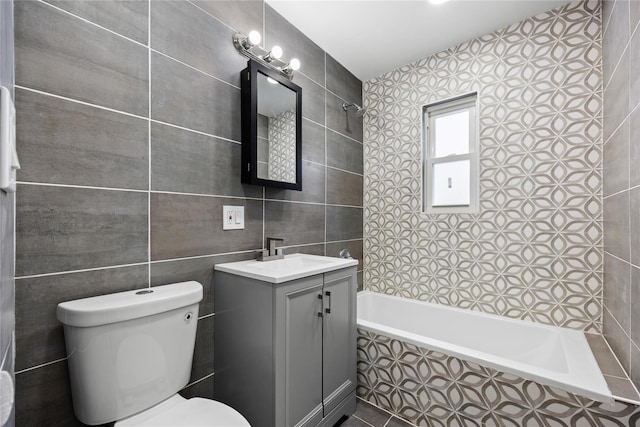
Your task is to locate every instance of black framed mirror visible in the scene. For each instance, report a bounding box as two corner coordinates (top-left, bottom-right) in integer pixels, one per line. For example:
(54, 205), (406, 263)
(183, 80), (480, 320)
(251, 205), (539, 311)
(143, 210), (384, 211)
(241, 59), (303, 190)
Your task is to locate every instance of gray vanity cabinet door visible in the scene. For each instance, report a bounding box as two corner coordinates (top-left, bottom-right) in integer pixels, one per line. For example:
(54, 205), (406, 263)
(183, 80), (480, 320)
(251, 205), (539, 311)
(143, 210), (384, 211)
(275, 276), (324, 427)
(322, 268), (357, 416)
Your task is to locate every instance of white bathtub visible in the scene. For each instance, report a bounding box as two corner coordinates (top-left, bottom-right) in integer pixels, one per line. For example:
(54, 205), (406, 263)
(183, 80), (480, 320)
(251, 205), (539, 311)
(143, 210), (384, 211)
(357, 291), (612, 403)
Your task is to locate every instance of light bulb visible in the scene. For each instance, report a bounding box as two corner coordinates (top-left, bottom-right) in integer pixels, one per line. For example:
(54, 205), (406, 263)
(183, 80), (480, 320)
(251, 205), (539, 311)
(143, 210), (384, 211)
(271, 45), (283, 60)
(248, 30), (261, 46)
(288, 58), (301, 71)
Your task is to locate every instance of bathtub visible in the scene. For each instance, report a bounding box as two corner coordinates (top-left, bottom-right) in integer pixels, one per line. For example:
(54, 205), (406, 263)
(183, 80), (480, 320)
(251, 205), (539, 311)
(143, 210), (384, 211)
(356, 291), (612, 404)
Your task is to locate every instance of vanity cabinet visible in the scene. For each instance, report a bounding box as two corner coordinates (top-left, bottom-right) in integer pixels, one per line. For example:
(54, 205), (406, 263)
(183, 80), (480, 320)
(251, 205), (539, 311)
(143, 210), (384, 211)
(214, 266), (357, 427)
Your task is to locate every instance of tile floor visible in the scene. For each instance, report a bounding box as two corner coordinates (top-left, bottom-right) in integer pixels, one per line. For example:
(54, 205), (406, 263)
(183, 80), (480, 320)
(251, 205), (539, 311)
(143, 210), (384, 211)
(339, 398), (415, 427)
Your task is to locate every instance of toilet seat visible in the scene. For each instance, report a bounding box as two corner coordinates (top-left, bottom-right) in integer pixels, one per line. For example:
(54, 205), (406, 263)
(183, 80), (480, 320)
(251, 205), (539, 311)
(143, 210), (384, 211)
(115, 394), (250, 426)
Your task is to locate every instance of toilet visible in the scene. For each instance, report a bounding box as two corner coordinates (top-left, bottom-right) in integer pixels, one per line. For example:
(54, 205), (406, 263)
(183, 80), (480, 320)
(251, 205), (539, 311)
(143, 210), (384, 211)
(57, 281), (250, 426)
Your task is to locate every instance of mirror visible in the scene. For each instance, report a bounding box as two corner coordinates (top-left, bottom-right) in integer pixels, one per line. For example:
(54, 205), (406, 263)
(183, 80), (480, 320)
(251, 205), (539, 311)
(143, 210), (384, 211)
(241, 60), (302, 190)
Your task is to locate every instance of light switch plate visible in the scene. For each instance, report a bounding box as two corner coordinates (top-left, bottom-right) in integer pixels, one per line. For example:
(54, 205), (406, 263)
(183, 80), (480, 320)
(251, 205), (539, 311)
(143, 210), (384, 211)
(223, 205), (245, 230)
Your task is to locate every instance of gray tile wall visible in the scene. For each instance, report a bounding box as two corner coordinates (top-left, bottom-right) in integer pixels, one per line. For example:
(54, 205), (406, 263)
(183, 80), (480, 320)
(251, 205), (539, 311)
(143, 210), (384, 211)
(0, 1), (15, 426)
(601, 0), (640, 392)
(13, 1), (362, 425)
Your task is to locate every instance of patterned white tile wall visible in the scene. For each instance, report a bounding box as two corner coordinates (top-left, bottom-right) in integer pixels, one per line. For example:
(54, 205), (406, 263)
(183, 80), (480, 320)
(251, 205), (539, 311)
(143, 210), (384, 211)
(363, 0), (603, 331)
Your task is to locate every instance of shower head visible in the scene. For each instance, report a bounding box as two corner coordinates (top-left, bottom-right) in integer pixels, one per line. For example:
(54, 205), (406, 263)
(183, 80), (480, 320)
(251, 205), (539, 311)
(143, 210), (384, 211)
(342, 102), (366, 117)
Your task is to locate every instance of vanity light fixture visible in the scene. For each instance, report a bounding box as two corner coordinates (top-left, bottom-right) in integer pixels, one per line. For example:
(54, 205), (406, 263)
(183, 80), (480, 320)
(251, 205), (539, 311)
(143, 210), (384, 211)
(262, 45), (283, 63)
(239, 30), (261, 49)
(282, 58), (301, 73)
(233, 30), (301, 80)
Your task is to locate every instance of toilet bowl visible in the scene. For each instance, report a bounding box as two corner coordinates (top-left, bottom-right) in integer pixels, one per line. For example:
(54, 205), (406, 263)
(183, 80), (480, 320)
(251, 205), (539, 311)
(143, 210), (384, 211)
(57, 281), (249, 426)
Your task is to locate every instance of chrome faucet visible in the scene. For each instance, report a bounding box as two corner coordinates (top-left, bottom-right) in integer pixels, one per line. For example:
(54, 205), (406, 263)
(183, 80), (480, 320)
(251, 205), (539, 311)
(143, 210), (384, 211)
(257, 237), (285, 261)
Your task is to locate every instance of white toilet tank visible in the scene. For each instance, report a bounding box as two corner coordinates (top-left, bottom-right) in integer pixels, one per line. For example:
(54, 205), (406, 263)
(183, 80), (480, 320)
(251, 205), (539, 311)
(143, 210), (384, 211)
(57, 281), (203, 426)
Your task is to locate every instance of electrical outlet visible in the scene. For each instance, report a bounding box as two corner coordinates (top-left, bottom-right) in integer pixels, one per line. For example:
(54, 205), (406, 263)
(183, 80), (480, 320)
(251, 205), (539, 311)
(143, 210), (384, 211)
(223, 205), (244, 230)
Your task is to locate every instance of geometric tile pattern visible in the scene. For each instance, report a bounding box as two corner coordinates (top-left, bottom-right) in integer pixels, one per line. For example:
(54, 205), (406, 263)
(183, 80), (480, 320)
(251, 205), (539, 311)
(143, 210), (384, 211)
(363, 0), (603, 331)
(357, 329), (640, 426)
(268, 108), (297, 183)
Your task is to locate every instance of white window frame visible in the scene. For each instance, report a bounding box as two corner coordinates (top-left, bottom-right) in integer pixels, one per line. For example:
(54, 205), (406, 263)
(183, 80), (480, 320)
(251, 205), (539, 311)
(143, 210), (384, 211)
(423, 92), (479, 214)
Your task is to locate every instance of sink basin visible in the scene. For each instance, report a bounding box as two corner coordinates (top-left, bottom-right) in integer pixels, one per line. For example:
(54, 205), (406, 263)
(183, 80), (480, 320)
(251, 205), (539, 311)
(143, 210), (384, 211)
(214, 253), (358, 283)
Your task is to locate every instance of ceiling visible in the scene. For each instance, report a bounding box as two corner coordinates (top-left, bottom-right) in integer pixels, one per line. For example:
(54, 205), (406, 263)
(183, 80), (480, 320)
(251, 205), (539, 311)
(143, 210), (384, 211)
(266, 0), (572, 81)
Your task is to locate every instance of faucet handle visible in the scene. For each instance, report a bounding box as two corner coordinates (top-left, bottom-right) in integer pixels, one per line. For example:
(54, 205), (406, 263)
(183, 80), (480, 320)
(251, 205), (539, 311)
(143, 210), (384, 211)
(256, 249), (269, 261)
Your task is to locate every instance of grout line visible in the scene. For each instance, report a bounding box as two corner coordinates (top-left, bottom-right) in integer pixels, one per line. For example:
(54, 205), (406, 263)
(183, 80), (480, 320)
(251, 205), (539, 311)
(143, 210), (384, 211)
(15, 262), (150, 280)
(198, 312), (215, 321)
(302, 116), (363, 146)
(16, 245), (259, 280)
(603, 250), (640, 271)
(324, 51), (328, 254)
(258, 0), (267, 254)
(187, 0), (243, 36)
(603, 10), (634, 93)
(261, 197), (363, 209)
(604, 373), (634, 381)
(16, 85), (243, 146)
(327, 126), (364, 146)
(17, 181), (148, 194)
(183, 372), (214, 389)
(37, 0), (147, 48)
(150, 48), (241, 90)
(356, 397), (406, 426)
(628, 45), (633, 379)
(351, 415), (375, 427)
(603, 305), (633, 362)
(149, 118), (242, 145)
(323, 237), (363, 245)
(603, 103), (639, 147)
(149, 249), (257, 264)
(325, 164), (364, 177)
(148, 0), (152, 288)
(14, 241), (361, 280)
(0, 341), (10, 372)
(16, 357), (67, 375)
(602, 183), (640, 200)
(602, 0), (614, 40)
(303, 116), (326, 129)
(15, 85), (148, 121)
(149, 190), (263, 201)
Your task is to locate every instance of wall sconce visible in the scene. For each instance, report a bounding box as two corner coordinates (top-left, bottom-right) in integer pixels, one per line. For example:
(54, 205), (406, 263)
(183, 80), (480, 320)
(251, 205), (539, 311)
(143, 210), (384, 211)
(233, 30), (301, 79)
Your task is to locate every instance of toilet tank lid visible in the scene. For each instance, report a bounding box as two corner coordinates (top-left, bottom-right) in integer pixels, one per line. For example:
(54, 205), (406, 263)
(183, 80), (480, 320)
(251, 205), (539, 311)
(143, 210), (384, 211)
(57, 281), (203, 327)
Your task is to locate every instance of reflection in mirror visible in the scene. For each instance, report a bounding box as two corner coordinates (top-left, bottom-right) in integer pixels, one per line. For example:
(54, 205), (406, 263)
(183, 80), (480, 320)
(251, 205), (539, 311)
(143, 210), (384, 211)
(256, 72), (297, 184)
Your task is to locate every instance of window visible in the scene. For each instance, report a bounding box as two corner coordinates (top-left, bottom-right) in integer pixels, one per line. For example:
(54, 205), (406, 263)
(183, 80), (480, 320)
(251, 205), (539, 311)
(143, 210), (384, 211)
(423, 93), (478, 214)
